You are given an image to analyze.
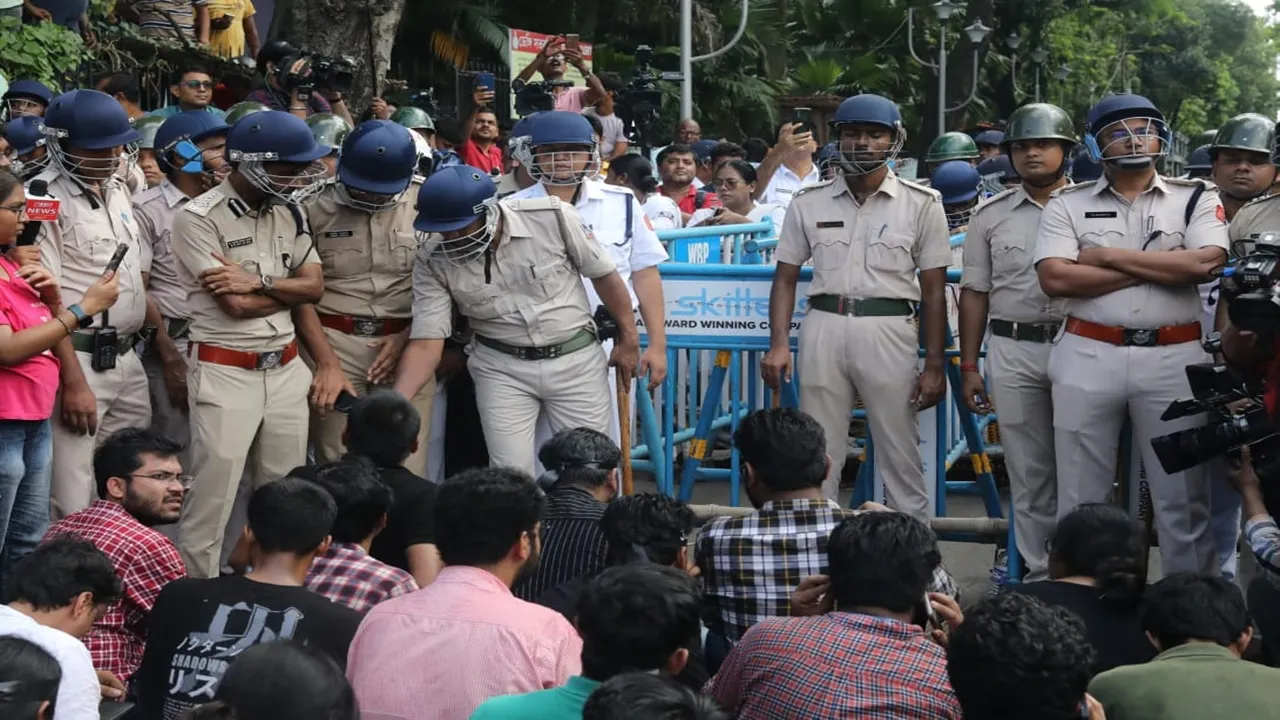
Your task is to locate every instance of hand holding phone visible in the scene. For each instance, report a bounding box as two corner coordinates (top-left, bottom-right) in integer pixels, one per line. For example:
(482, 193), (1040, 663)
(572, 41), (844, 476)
(793, 107), (813, 134)
(475, 71), (495, 93)
(104, 245), (128, 275)
(565, 33), (580, 54)
(334, 389), (358, 414)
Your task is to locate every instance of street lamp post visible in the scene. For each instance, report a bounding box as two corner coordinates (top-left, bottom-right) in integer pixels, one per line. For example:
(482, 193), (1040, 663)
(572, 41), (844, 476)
(1006, 34), (1049, 102)
(907, 1), (991, 137)
(1053, 64), (1072, 104)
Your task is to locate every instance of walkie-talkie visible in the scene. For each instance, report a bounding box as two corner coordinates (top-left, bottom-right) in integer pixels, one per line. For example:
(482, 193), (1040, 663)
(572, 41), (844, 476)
(90, 246), (128, 372)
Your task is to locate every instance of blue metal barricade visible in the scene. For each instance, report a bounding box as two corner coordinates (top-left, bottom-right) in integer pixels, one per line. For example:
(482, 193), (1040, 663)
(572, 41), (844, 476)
(658, 219), (775, 265)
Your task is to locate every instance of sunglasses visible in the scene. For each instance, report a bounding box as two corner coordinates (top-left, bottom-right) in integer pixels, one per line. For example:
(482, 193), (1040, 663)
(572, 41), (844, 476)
(181, 80), (215, 90)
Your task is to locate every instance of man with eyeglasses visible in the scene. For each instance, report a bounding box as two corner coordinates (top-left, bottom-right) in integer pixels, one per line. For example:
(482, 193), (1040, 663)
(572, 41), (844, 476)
(43, 428), (188, 687)
(148, 65), (227, 120)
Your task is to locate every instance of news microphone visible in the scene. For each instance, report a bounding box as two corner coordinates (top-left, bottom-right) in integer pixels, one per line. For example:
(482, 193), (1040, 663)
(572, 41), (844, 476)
(16, 179), (47, 246)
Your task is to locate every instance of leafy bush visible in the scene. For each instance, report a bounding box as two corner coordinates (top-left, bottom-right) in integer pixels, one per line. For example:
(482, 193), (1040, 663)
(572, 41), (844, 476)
(0, 16), (92, 92)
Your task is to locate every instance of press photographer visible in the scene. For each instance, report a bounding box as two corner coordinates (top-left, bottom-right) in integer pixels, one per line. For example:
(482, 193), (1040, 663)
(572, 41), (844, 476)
(247, 40), (356, 126)
(513, 33), (605, 115)
(612, 45), (666, 155)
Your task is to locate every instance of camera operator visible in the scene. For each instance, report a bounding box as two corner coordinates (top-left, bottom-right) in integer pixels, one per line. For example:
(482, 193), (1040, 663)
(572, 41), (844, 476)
(514, 35), (605, 113)
(1221, 448), (1280, 665)
(584, 74), (629, 160)
(246, 41), (354, 127)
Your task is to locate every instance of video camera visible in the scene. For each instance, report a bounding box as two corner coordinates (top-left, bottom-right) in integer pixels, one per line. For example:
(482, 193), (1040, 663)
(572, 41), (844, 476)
(614, 45), (666, 152)
(512, 79), (572, 117)
(276, 46), (358, 97)
(1150, 362), (1278, 475)
(1217, 231), (1280, 334)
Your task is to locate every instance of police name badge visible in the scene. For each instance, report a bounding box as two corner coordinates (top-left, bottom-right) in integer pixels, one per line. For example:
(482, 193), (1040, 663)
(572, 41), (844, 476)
(226, 237), (254, 249)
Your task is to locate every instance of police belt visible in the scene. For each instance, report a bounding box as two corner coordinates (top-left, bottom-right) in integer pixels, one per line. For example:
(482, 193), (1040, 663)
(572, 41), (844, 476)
(988, 319), (1060, 344)
(808, 295), (914, 317)
(189, 340), (299, 370)
(317, 312), (411, 337)
(475, 328), (598, 361)
(70, 331), (138, 356)
(1064, 317), (1201, 347)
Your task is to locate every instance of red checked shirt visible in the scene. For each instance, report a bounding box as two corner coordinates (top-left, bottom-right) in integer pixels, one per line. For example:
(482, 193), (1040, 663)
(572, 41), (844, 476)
(44, 500), (187, 681)
(305, 542), (418, 612)
(705, 612), (962, 719)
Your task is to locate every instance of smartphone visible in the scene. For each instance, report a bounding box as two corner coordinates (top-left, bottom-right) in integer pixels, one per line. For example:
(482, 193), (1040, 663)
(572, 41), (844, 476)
(793, 107), (813, 134)
(334, 389), (358, 414)
(475, 71), (495, 93)
(565, 33), (580, 54)
(923, 593), (943, 633)
(104, 245), (128, 274)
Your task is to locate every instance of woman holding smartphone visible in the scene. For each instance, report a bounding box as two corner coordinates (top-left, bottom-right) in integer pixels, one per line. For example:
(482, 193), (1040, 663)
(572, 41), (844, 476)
(0, 169), (119, 587)
(688, 159), (787, 231)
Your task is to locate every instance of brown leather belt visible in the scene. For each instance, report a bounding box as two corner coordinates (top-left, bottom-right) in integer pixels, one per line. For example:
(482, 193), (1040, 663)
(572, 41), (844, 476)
(190, 341), (299, 370)
(317, 312), (411, 337)
(1064, 317), (1200, 347)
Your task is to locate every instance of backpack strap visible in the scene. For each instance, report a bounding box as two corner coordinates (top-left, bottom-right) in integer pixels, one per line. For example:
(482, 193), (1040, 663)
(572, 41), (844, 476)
(625, 193), (634, 244)
(1184, 182), (1207, 228)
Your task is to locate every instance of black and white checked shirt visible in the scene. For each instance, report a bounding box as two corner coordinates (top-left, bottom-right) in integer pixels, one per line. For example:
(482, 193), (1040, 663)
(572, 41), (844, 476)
(513, 485), (608, 601)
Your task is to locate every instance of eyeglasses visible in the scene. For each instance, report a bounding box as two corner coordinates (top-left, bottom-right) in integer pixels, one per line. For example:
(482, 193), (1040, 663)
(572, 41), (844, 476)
(0, 202), (26, 216)
(182, 80), (215, 90)
(130, 472), (195, 489)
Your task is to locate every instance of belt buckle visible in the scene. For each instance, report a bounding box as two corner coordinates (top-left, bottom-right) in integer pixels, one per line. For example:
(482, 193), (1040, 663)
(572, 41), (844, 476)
(544, 344), (562, 359)
(353, 318), (381, 337)
(256, 350), (284, 370)
(511, 346), (532, 360)
(1124, 328), (1157, 347)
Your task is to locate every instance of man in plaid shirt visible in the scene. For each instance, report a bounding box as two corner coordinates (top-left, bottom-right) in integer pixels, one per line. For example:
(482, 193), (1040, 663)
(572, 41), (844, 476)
(697, 409), (957, 643)
(301, 458), (418, 612)
(43, 429), (188, 683)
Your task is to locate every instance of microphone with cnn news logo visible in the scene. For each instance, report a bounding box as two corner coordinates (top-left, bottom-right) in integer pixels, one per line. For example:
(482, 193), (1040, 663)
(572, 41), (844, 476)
(16, 179), (60, 246)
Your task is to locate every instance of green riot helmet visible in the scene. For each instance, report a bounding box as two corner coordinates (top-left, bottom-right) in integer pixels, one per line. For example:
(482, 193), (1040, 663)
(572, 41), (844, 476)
(925, 131), (979, 163)
(223, 100), (270, 126)
(390, 106), (436, 133)
(1209, 113), (1275, 158)
(1194, 129), (1217, 149)
(1001, 103), (1078, 149)
(306, 112), (353, 153)
(132, 114), (168, 150)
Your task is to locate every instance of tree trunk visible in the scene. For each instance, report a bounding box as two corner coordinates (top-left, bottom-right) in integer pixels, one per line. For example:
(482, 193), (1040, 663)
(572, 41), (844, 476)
(271, 0), (407, 113)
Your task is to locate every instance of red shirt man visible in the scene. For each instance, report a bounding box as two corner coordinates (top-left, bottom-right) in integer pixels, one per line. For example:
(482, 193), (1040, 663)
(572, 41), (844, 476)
(461, 100), (504, 174)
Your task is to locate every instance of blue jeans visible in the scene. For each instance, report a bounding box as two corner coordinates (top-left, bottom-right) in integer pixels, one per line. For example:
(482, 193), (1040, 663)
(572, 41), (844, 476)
(0, 419), (53, 590)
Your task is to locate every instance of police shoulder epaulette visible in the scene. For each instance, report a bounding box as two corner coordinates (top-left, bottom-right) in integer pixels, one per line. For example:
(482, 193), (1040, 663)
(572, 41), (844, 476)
(792, 178), (835, 201)
(502, 195), (561, 213)
(132, 184), (164, 206)
(1164, 176), (1211, 189)
(1054, 180), (1096, 197)
(971, 187), (1017, 217)
(183, 187), (226, 217)
(898, 177), (943, 201)
(1242, 191), (1280, 210)
(409, 174), (426, 187)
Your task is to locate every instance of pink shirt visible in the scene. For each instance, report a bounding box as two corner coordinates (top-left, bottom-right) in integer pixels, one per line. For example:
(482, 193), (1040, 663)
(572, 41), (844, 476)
(0, 256), (59, 420)
(553, 86), (589, 113)
(347, 565), (582, 720)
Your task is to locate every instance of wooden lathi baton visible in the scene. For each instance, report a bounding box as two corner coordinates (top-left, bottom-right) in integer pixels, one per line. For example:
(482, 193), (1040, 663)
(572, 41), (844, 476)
(617, 367), (634, 495)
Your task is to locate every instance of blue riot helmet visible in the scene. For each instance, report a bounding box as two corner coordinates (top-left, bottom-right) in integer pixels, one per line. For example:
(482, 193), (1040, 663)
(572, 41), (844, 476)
(816, 141), (840, 179)
(414, 165), (499, 267)
(974, 129), (1004, 152)
(4, 115), (50, 179)
(224, 110), (329, 205)
(976, 154), (1019, 197)
(1185, 145), (1212, 179)
(154, 111), (230, 185)
(931, 160), (981, 229)
(829, 94), (905, 176)
(517, 111), (598, 185)
(336, 120), (418, 212)
(2, 79), (53, 121)
(1083, 93), (1169, 169)
(41, 89), (139, 184)
(1070, 148), (1103, 182)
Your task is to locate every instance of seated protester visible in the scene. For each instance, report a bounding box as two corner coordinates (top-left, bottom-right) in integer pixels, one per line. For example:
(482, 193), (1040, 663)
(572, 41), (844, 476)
(133, 480), (362, 720)
(1088, 573), (1280, 719)
(1229, 447), (1280, 665)
(0, 637), (61, 720)
(291, 391), (441, 586)
(42, 429), (188, 684)
(300, 458), (418, 612)
(471, 564), (701, 719)
(180, 641), (357, 720)
(698, 408), (957, 644)
(583, 673), (729, 720)
(1008, 503), (1154, 674)
(0, 538), (124, 720)
(513, 428), (619, 601)
(948, 593), (1100, 720)
(347, 468), (581, 720)
(706, 512), (963, 719)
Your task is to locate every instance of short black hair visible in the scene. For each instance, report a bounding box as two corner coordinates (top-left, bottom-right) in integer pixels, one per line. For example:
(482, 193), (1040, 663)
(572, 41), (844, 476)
(346, 390), (421, 467)
(247, 478), (337, 555)
(657, 143), (695, 165)
(93, 427), (184, 499)
(257, 40), (298, 70)
(947, 593), (1095, 720)
(733, 409), (826, 492)
(600, 494), (694, 567)
(743, 137), (769, 163)
(827, 512), (941, 613)
(1142, 573), (1251, 649)
(173, 64), (213, 85)
(717, 158), (758, 185)
(435, 118), (465, 147)
(434, 467), (544, 566)
(599, 72), (624, 94)
(0, 636), (61, 720)
(299, 457), (393, 544)
(583, 673), (729, 720)
(538, 427), (620, 490)
(709, 141), (746, 165)
(1049, 503), (1145, 611)
(214, 640), (358, 720)
(6, 536), (121, 610)
(577, 565), (701, 681)
(96, 72), (140, 104)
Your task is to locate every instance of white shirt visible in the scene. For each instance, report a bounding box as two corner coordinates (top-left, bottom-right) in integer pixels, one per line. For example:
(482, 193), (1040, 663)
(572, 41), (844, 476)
(687, 202), (786, 233)
(0, 605), (101, 720)
(759, 163), (821, 209)
(510, 180), (669, 309)
(642, 194), (682, 231)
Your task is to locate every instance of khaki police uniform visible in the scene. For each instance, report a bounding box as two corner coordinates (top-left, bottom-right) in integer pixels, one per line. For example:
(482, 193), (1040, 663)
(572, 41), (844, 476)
(775, 171), (952, 515)
(961, 186), (1067, 580)
(305, 181), (435, 469)
(34, 167), (153, 519)
(1034, 174), (1227, 576)
(495, 172), (523, 199)
(511, 181), (668, 464)
(171, 180), (317, 577)
(411, 196), (616, 474)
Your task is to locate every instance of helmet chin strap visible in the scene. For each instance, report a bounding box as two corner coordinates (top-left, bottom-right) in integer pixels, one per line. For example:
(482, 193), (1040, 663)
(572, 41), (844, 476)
(1105, 156), (1154, 170)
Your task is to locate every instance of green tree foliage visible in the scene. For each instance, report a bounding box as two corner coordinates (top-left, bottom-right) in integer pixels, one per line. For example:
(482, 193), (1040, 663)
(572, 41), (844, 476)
(0, 17), (92, 92)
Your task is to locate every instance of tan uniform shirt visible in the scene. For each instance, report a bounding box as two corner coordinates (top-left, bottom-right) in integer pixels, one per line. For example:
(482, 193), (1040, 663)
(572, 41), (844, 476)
(410, 196), (616, 344)
(33, 168), (151, 334)
(774, 170), (952, 301)
(1034, 175), (1229, 328)
(133, 179), (191, 320)
(171, 179), (321, 351)
(307, 181), (420, 318)
(962, 186), (1066, 323)
(1227, 192), (1280, 251)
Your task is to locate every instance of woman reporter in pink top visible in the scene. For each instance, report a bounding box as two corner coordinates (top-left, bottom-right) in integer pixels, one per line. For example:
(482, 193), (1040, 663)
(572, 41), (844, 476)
(0, 168), (119, 587)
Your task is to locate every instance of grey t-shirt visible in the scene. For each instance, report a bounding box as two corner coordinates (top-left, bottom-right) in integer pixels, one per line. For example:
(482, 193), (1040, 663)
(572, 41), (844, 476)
(586, 109), (627, 157)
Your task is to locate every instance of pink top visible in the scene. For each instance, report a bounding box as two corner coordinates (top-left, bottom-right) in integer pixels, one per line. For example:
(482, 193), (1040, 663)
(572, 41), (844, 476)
(0, 256), (59, 420)
(553, 86), (589, 113)
(347, 565), (582, 720)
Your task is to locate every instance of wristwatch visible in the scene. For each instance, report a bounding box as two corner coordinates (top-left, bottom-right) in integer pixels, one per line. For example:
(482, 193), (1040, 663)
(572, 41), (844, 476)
(67, 304), (93, 329)
(257, 274), (275, 294)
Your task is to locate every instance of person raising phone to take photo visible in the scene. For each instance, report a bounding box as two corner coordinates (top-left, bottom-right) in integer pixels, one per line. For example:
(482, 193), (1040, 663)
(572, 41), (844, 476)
(514, 34), (606, 113)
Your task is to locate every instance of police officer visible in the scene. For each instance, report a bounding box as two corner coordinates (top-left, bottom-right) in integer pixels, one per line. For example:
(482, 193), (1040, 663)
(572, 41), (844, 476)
(762, 94), (952, 515)
(395, 166), (639, 474)
(130, 114), (167, 191)
(1185, 145), (1212, 179)
(496, 114), (539, 198)
(34, 90), (152, 518)
(4, 115), (49, 181)
(306, 112), (353, 179)
(1070, 147), (1103, 182)
(930, 160), (981, 233)
(926, 131), (981, 171)
(959, 102), (1075, 580)
(976, 154), (1020, 197)
(1034, 93), (1227, 576)
(134, 111), (231, 466)
(510, 111), (669, 452)
(1, 80), (52, 120)
(296, 119), (435, 467)
(974, 129), (1004, 160)
(171, 110), (328, 577)
(223, 101), (270, 126)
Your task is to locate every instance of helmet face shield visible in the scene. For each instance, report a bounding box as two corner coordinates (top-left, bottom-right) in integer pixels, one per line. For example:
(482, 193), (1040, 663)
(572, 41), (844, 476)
(418, 200), (499, 267)
(1087, 116), (1169, 169)
(336, 182), (404, 213)
(48, 138), (124, 184)
(944, 199), (977, 230)
(835, 123), (903, 176)
(527, 142), (599, 185)
(238, 157), (329, 205)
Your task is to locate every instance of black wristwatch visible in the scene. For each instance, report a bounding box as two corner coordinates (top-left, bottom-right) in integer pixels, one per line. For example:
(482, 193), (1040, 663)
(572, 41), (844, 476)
(67, 304), (93, 329)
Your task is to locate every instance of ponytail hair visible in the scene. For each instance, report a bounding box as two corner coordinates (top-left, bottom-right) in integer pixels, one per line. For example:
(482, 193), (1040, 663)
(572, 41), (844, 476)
(1049, 503), (1146, 611)
(609, 153), (660, 195)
